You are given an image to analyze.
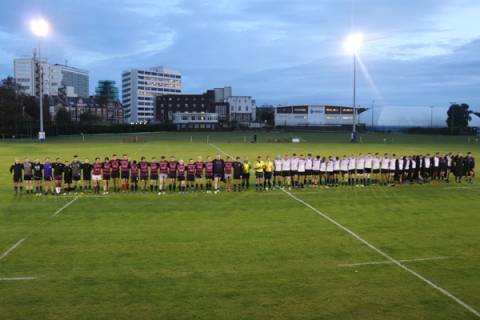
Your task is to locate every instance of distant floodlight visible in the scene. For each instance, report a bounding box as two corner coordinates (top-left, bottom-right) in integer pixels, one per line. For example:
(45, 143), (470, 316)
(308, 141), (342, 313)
(31, 19), (49, 37)
(345, 33), (363, 53)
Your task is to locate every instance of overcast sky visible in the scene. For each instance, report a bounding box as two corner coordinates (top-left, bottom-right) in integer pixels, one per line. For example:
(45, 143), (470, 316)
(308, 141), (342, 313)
(1, 0), (479, 110)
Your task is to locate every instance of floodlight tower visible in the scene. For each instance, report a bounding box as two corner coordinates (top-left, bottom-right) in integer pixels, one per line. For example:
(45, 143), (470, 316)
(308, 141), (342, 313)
(345, 33), (363, 142)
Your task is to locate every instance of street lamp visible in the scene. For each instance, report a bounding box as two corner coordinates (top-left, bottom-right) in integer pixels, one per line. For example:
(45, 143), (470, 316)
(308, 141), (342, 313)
(345, 33), (363, 142)
(429, 106), (435, 128)
(31, 19), (49, 142)
(449, 102), (456, 135)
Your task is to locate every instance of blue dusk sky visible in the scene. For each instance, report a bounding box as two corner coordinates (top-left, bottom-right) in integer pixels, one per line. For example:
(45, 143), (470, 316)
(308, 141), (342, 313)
(0, 0), (479, 110)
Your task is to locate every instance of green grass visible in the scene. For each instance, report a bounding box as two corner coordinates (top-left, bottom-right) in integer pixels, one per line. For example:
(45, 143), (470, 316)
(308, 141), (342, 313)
(0, 132), (479, 319)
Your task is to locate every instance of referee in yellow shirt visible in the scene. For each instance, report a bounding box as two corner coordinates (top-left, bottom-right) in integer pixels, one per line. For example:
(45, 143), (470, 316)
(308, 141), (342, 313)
(264, 156), (274, 191)
(254, 156), (265, 192)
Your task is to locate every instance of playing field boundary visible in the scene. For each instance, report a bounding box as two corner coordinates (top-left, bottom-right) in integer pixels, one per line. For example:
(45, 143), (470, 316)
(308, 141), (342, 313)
(339, 256), (453, 267)
(0, 238), (25, 261)
(282, 190), (480, 317)
(0, 277), (36, 281)
(52, 196), (80, 217)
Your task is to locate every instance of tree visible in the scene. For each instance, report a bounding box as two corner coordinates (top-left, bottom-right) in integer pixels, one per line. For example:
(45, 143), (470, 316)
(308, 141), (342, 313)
(79, 109), (102, 124)
(257, 103), (275, 125)
(446, 103), (471, 128)
(56, 108), (71, 123)
(0, 76), (33, 126)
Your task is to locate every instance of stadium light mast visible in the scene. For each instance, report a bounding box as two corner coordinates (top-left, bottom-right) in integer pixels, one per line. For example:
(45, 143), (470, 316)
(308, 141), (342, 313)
(450, 102), (456, 135)
(345, 33), (363, 142)
(372, 100), (374, 132)
(31, 19), (49, 142)
(429, 106), (435, 128)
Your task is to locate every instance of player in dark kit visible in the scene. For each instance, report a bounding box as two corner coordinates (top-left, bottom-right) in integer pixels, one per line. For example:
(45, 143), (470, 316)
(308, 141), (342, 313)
(464, 152), (475, 183)
(82, 158), (92, 193)
(71, 155), (83, 194)
(110, 154), (121, 193)
(232, 157), (243, 192)
(130, 160), (139, 193)
(168, 156), (178, 193)
(63, 161), (73, 195)
(139, 157), (150, 193)
(186, 159), (196, 193)
(92, 158), (103, 194)
(453, 152), (464, 183)
(102, 157), (112, 194)
(43, 157), (54, 195)
(10, 158), (23, 196)
(213, 154), (225, 194)
(149, 157), (159, 193)
(52, 158), (65, 196)
(204, 156), (214, 193)
(22, 157), (33, 195)
(120, 154), (130, 193)
(177, 159), (187, 194)
(33, 158), (44, 196)
(194, 156), (205, 193)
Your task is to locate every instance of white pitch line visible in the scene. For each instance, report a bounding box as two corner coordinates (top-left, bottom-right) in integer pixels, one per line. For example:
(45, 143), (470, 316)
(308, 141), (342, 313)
(0, 277), (36, 281)
(443, 187), (480, 191)
(282, 190), (480, 318)
(133, 142), (150, 155)
(0, 238), (25, 261)
(209, 143), (234, 158)
(52, 196), (80, 217)
(340, 256), (454, 267)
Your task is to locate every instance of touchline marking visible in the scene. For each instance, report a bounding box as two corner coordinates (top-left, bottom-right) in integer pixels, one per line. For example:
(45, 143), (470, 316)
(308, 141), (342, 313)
(443, 187), (480, 191)
(209, 143), (234, 158)
(133, 143), (150, 155)
(52, 196), (80, 217)
(282, 190), (480, 318)
(0, 238), (25, 261)
(0, 277), (36, 281)
(339, 256), (453, 267)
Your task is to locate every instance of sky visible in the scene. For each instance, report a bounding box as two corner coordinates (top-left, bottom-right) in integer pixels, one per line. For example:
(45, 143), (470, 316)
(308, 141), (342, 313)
(0, 0), (479, 111)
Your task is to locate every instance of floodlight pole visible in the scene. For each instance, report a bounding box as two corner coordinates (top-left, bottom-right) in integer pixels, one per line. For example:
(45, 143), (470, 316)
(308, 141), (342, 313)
(38, 38), (44, 135)
(352, 51), (356, 136)
(372, 100), (374, 131)
(429, 106), (434, 128)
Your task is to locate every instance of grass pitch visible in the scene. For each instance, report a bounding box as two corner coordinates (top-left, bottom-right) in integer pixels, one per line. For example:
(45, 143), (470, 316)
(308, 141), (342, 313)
(0, 132), (479, 319)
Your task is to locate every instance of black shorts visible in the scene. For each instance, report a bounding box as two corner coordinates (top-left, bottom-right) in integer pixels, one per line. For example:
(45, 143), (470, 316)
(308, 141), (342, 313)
(131, 176), (139, 182)
(357, 169), (364, 174)
(290, 170), (298, 176)
(44, 176), (53, 181)
(195, 174), (203, 179)
(234, 174), (242, 180)
(373, 169), (380, 174)
(64, 178), (72, 184)
(265, 172), (272, 179)
(364, 168), (372, 174)
(312, 170), (319, 176)
(103, 175), (111, 181)
(168, 174), (176, 179)
(341, 170), (348, 175)
(177, 176), (185, 181)
(187, 176), (195, 182)
(73, 176), (81, 181)
(333, 170), (339, 175)
(150, 175), (159, 181)
(206, 175), (213, 180)
(381, 169), (388, 174)
(83, 176), (91, 181)
(111, 171), (120, 178)
(141, 174), (149, 180)
(34, 175), (42, 181)
(319, 170), (325, 175)
(242, 173), (250, 179)
(24, 174), (33, 181)
(327, 171), (334, 175)
(282, 171), (290, 177)
(298, 171), (306, 176)
(13, 176), (22, 183)
(274, 171), (281, 176)
(306, 170), (312, 176)
(348, 169), (355, 174)
(121, 172), (129, 179)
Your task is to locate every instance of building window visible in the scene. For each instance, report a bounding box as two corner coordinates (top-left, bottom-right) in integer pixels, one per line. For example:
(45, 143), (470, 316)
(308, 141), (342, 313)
(239, 106), (242, 112)
(185, 104), (188, 108)
(177, 104), (180, 108)
(246, 106), (249, 111)
(193, 104), (196, 108)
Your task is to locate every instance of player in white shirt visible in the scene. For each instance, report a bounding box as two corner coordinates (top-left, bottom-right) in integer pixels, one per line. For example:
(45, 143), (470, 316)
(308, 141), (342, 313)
(356, 153), (365, 186)
(364, 153), (373, 186)
(282, 155), (292, 190)
(348, 154), (356, 186)
(319, 157), (327, 188)
(273, 155), (283, 190)
(445, 152), (453, 183)
(381, 153), (390, 186)
(312, 155), (320, 188)
(396, 155), (404, 185)
(388, 154), (397, 186)
(372, 153), (381, 186)
(333, 156), (340, 187)
(423, 153), (431, 183)
(305, 154), (313, 187)
(340, 155), (349, 187)
(297, 155), (306, 189)
(404, 156), (411, 184)
(326, 156), (334, 188)
(432, 152), (441, 183)
(290, 154), (299, 188)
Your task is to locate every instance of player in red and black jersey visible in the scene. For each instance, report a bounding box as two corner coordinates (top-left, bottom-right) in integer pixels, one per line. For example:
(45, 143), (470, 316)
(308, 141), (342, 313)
(92, 157), (103, 194)
(177, 159), (186, 194)
(204, 156), (214, 193)
(186, 159), (196, 193)
(195, 156), (205, 192)
(158, 156), (168, 195)
(119, 154), (130, 193)
(168, 156), (178, 193)
(224, 156), (233, 192)
(130, 160), (139, 193)
(110, 154), (121, 193)
(102, 157), (111, 194)
(139, 157), (150, 193)
(149, 157), (159, 193)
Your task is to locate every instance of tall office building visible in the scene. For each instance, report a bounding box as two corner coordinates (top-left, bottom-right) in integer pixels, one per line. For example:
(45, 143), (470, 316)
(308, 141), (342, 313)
(122, 66), (181, 123)
(13, 55), (89, 98)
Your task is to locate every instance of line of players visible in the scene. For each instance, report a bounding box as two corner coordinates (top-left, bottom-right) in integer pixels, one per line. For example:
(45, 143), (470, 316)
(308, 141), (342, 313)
(9, 151), (475, 196)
